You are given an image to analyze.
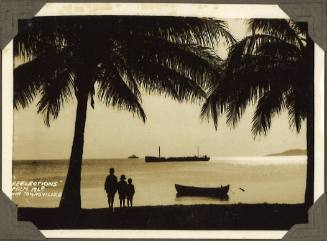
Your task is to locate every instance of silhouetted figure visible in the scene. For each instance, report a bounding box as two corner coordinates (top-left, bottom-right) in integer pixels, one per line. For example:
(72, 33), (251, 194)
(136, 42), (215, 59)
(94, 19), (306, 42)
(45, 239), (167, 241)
(126, 178), (135, 207)
(117, 175), (127, 207)
(104, 168), (118, 210)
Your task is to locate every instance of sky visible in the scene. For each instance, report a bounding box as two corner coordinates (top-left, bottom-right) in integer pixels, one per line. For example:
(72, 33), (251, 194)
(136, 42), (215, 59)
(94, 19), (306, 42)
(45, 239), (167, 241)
(12, 18), (307, 160)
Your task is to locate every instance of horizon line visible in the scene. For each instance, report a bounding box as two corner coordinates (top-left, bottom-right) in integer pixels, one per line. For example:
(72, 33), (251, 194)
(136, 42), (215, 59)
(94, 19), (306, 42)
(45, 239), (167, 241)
(13, 154), (308, 162)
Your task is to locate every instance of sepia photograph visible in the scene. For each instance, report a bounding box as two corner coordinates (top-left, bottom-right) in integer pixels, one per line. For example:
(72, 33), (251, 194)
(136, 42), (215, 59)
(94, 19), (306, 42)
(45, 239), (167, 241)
(6, 3), (321, 236)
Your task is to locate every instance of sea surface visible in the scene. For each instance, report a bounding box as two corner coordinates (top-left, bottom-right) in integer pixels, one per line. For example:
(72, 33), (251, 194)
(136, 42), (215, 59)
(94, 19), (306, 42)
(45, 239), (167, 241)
(12, 156), (307, 208)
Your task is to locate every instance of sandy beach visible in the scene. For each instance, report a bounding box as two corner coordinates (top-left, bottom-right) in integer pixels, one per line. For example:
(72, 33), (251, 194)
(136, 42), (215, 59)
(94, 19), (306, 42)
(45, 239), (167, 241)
(18, 203), (307, 230)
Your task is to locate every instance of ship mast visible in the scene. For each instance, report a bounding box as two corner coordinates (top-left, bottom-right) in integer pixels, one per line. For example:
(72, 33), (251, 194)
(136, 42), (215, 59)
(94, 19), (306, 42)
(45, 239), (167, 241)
(197, 146), (200, 157)
(159, 146), (161, 158)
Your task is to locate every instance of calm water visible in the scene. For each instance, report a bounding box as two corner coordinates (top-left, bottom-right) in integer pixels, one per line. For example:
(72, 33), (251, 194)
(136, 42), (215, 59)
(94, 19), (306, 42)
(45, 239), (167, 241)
(12, 157), (307, 208)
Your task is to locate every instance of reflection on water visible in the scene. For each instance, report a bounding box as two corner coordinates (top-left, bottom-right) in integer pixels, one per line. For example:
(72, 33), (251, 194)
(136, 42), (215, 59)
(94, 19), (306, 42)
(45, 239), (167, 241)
(176, 193), (229, 201)
(12, 157), (306, 208)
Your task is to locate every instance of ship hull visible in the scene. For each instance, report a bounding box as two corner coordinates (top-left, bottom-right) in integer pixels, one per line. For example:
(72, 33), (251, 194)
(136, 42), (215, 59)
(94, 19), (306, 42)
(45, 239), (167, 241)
(145, 156), (209, 162)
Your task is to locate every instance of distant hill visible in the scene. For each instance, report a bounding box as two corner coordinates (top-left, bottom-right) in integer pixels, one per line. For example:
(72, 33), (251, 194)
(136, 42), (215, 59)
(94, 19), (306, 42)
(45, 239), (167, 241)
(267, 149), (307, 156)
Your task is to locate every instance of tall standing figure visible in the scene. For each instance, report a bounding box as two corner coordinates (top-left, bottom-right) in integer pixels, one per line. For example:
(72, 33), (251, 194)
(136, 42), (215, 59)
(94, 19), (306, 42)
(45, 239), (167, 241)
(104, 168), (118, 210)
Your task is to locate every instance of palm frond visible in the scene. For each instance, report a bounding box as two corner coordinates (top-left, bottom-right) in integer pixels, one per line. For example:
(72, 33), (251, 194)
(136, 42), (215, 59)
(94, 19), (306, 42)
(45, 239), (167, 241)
(15, 15), (232, 126)
(37, 69), (74, 126)
(96, 64), (146, 122)
(131, 59), (207, 102)
(17, 16), (234, 50)
(289, 21), (308, 37)
(203, 18), (310, 136)
(251, 89), (287, 136)
(203, 47), (298, 130)
(14, 62), (41, 109)
(104, 34), (211, 102)
(200, 82), (228, 129)
(248, 19), (305, 50)
(225, 54), (297, 128)
(256, 39), (302, 59)
(286, 88), (307, 132)
(14, 53), (67, 109)
(15, 19), (67, 61)
(122, 17), (235, 47)
(123, 37), (222, 90)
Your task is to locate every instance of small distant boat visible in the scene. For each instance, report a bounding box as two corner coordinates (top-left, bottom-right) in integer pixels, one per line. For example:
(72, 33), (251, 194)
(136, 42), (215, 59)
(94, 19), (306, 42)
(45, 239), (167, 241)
(175, 184), (229, 197)
(128, 155), (139, 159)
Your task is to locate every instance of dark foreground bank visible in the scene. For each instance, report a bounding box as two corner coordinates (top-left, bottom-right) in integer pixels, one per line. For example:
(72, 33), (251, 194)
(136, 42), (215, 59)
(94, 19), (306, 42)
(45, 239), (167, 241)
(18, 204), (307, 230)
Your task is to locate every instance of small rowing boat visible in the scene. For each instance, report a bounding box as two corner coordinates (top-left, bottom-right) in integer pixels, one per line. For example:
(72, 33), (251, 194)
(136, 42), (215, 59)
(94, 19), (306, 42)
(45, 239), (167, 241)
(175, 184), (229, 197)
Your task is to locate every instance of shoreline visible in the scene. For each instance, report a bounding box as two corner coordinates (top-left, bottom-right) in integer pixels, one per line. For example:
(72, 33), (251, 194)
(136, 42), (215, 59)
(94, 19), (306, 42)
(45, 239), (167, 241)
(18, 203), (308, 230)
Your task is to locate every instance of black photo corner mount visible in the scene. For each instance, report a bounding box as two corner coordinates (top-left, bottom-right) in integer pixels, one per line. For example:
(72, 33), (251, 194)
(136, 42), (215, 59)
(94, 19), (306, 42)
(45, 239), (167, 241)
(0, 0), (326, 240)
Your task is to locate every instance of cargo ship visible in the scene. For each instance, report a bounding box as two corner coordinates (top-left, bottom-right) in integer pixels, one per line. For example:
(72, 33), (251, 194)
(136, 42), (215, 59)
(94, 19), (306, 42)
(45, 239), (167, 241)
(145, 146), (210, 162)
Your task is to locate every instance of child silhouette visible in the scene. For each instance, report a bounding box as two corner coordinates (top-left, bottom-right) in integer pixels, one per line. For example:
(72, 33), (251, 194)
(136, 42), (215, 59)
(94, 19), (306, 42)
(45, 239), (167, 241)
(126, 178), (135, 207)
(117, 174), (127, 207)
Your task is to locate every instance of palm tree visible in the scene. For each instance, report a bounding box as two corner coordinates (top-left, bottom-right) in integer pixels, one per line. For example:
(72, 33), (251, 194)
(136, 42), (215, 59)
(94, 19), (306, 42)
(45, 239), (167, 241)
(14, 16), (235, 211)
(201, 19), (314, 208)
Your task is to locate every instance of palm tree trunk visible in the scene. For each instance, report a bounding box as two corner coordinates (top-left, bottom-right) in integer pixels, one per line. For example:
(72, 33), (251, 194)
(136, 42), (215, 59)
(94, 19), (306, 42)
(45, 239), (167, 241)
(59, 89), (88, 210)
(304, 37), (314, 209)
(305, 107), (314, 209)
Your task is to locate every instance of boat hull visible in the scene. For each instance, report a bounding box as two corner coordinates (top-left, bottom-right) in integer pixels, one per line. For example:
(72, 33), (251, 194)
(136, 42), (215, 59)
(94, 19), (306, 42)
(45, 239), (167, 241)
(145, 156), (210, 162)
(175, 184), (229, 197)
